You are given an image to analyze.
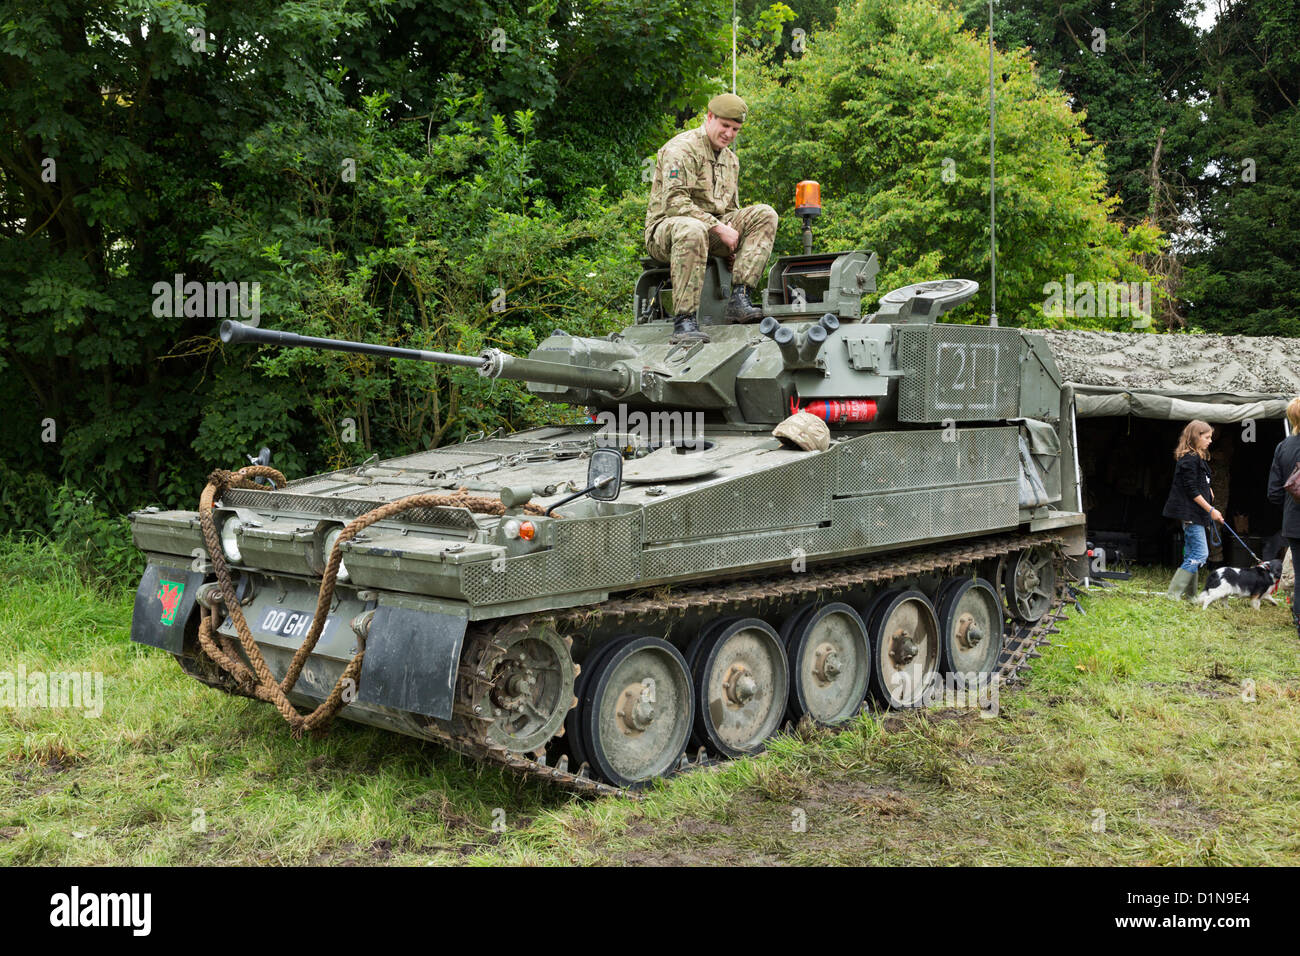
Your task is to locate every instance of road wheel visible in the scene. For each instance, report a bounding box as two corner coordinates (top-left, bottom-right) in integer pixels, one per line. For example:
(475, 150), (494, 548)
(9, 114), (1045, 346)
(580, 636), (693, 788)
(867, 589), (940, 709)
(785, 602), (871, 726)
(691, 618), (789, 757)
(937, 577), (1005, 682)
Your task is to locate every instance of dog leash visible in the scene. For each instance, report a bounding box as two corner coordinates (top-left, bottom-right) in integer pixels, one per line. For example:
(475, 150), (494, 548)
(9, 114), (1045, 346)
(1217, 518), (1263, 564)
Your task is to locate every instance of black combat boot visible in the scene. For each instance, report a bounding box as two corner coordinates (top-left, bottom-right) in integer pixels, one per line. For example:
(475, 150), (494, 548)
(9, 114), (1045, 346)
(724, 286), (764, 323)
(670, 312), (710, 344)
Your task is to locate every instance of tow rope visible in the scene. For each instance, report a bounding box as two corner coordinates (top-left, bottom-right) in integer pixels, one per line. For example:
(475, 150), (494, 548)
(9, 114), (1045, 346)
(195, 464), (548, 737)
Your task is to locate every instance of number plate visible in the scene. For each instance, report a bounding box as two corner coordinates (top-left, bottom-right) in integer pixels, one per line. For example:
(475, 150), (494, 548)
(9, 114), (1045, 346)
(254, 606), (334, 641)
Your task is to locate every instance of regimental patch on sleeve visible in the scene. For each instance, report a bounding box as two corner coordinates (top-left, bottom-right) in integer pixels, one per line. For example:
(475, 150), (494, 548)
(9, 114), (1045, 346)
(667, 167), (681, 180)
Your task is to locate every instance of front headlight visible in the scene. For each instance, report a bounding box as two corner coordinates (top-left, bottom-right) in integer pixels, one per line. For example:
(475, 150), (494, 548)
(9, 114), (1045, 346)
(323, 527), (351, 583)
(220, 517), (243, 563)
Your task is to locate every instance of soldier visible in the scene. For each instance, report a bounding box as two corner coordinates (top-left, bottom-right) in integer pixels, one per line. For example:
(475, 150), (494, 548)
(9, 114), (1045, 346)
(645, 92), (778, 344)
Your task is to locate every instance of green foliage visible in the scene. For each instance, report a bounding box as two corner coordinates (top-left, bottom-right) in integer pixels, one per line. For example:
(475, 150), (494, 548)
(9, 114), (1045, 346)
(1181, 0), (1300, 336)
(0, 0), (387, 519)
(43, 486), (141, 590)
(0, 464), (57, 536)
(956, 0), (1201, 225)
(736, 0), (842, 45)
(736, 0), (1161, 326)
(749, 2), (798, 49)
(728, 0), (838, 74)
(952, 1), (1300, 333)
(333, 0), (732, 202)
(198, 94), (643, 465)
(0, 0), (676, 527)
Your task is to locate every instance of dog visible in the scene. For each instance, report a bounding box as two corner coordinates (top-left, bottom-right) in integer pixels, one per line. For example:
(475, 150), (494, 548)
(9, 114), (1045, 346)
(1261, 531), (1294, 592)
(1197, 559), (1284, 610)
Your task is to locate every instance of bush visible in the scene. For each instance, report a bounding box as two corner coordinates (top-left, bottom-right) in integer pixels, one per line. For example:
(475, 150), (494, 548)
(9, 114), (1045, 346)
(0, 463), (57, 536)
(198, 99), (647, 469)
(44, 485), (142, 592)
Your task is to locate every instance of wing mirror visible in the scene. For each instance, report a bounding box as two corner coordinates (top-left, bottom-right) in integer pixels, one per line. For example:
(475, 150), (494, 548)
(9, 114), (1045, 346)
(587, 447), (623, 501)
(545, 448), (623, 516)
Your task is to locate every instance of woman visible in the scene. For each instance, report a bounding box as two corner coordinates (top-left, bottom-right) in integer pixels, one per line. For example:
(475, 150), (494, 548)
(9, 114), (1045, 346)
(1162, 420), (1223, 600)
(1266, 397), (1300, 635)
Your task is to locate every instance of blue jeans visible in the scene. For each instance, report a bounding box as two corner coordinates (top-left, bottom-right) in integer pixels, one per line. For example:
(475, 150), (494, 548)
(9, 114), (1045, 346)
(1180, 522), (1208, 573)
(1289, 538), (1300, 626)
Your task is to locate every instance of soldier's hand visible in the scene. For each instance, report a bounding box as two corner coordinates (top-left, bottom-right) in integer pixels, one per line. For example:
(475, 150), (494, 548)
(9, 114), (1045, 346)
(711, 222), (739, 252)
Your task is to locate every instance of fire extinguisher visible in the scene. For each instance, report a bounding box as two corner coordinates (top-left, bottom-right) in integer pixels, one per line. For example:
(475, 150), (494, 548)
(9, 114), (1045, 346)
(791, 396), (878, 424)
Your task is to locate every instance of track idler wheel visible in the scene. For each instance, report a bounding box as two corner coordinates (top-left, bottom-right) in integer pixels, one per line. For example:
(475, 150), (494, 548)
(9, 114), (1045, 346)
(1003, 547), (1056, 623)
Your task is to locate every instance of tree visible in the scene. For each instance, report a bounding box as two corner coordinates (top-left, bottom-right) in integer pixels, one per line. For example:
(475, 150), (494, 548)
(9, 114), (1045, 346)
(333, 0), (731, 202)
(953, 1), (1202, 327)
(0, 0), (374, 518)
(0, 0), (729, 524)
(197, 96), (646, 468)
(736, 0), (1161, 326)
(1181, 0), (1300, 336)
(956, 1), (1202, 221)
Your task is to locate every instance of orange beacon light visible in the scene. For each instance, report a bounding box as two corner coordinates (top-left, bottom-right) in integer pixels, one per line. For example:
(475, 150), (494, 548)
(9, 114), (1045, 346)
(795, 180), (821, 254)
(794, 180), (821, 216)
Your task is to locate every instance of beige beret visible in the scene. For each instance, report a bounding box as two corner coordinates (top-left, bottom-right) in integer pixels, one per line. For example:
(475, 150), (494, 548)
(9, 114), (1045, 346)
(707, 93), (748, 123)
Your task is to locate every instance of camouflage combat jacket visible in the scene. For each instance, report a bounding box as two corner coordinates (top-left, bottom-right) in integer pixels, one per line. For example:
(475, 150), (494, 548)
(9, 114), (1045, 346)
(644, 126), (740, 243)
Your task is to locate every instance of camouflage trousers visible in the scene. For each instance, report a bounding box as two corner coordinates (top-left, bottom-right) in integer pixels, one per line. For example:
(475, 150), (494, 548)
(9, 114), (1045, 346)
(645, 204), (778, 317)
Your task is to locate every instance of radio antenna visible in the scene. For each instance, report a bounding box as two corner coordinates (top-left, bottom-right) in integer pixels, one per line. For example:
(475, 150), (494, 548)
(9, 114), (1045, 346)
(732, 0), (738, 93)
(987, 0), (998, 327)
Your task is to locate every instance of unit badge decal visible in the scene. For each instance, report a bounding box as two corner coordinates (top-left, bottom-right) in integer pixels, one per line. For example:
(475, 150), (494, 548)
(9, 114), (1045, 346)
(158, 580), (186, 627)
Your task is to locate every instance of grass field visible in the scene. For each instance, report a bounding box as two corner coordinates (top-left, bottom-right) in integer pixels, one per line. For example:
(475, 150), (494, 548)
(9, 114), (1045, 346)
(2, 538), (1298, 865)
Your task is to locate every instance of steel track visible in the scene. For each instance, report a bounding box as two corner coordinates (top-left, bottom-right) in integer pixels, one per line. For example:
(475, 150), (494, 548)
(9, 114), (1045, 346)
(444, 529), (1073, 798)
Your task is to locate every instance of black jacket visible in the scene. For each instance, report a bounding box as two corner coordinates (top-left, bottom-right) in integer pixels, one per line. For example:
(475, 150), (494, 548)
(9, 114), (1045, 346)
(1162, 452), (1214, 526)
(1267, 434), (1300, 537)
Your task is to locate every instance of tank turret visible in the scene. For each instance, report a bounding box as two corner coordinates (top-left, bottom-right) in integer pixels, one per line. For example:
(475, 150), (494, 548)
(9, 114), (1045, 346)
(222, 264), (1059, 434)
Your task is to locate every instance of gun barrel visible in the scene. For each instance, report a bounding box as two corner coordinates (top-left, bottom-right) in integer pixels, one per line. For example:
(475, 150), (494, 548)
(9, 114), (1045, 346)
(483, 351), (628, 393)
(220, 320), (629, 393)
(219, 320), (487, 370)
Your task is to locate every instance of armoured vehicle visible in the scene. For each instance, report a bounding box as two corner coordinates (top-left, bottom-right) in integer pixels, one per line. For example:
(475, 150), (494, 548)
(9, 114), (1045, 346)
(128, 238), (1086, 794)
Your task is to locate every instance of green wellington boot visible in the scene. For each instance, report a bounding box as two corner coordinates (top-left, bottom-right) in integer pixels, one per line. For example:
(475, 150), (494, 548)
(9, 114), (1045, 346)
(1165, 568), (1196, 600)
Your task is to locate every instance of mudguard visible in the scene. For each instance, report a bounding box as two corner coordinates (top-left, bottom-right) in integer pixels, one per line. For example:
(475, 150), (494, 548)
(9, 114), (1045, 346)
(355, 605), (468, 720)
(130, 565), (207, 654)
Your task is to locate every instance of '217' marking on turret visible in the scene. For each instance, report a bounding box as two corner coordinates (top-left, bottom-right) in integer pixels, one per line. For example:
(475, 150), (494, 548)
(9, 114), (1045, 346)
(934, 343), (1000, 412)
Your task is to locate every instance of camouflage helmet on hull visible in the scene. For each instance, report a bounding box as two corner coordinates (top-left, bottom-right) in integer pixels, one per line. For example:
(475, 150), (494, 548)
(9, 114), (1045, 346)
(772, 411), (830, 451)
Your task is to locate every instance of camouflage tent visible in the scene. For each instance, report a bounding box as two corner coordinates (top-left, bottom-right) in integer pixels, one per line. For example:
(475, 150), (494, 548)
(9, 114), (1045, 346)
(1039, 331), (1297, 565)
(1039, 330), (1300, 422)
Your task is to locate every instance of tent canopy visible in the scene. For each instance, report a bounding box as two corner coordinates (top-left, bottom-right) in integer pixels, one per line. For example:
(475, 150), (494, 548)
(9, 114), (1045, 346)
(1038, 330), (1300, 421)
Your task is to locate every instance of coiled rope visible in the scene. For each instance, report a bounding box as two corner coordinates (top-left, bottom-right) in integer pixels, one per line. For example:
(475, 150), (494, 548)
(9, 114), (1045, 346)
(195, 464), (547, 737)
